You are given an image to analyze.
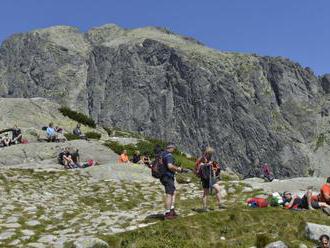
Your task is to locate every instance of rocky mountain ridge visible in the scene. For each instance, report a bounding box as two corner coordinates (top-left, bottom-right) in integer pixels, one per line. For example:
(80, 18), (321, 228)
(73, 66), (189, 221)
(1, 24), (330, 177)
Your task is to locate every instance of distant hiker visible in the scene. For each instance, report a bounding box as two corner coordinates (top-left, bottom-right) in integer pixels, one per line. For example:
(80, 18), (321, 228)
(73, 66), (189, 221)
(47, 122), (58, 142)
(58, 147), (74, 169)
(73, 123), (87, 140)
(318, 234), (330, 248)
(55, 126), (64, 134)
(159, 143), (182, 219)
(132, 150), (142, 164)
(142, 152), (151, 167)
(118, 150), (129, 163)
(1, 133), (11, 147)
(11, 125), (22, 144)
(261, 163), (274, 182)
(281, 191), (314, 210)
(195, 147), (223, 210)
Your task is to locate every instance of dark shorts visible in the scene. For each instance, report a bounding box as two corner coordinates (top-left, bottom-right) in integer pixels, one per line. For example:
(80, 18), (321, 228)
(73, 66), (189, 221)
(201, 178), (218, 189)
(311, 201), (320, 209)
(160, 175), (176, 195)
(298, 195), (309, 209)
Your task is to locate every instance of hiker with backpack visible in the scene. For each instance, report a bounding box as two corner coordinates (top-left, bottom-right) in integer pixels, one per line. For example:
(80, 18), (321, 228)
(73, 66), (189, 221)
(154, 143), (182, 219)
(58, 147), (75, 169)
(195, 147), (223, 211)
(11, 125), (23, 144)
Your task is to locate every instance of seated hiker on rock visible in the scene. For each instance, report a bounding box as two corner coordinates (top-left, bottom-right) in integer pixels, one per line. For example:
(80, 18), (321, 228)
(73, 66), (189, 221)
(1, 133), (12, 147)
(118, 150), (129, 163)
(142, 152), (151, 167)
(310, 177), (330, 214)
(318, 234), (330, 248)
(11, 125), (23, 144)
(73, 123), (87, 140)
(132, 150), (142, 164)
(281, 191), (315, 210)
(47, 122), (58, 142)
(195, 146), (223, 210)
(261, 162), (274, 182)
(55, 126), (64, 134)
(70, 148), (82, 168)
(58, 147), (74, 169)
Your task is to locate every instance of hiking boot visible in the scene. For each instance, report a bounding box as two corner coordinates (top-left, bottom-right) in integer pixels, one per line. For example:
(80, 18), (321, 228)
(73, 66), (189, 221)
(322, 207), (330, 216)
(170, 208), (178, 217)
(164, 211), (176, 220)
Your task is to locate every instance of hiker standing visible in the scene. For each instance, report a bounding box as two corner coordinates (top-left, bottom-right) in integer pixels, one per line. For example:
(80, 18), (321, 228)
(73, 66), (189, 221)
(159, 143), (182, 220)
(195, 147), (223, 210)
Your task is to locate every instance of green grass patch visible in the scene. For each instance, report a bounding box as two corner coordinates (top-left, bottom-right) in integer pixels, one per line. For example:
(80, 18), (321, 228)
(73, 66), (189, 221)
(59, 106), (96, 128)
(101, 207), (329, 248)
(85, 131), (102, 140)
(315, 133), (327, 152)
(64, 133), (81, 141)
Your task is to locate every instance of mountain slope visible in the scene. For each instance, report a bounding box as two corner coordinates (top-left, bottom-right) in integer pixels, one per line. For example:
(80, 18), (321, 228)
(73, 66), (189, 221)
(1, 24), (330, 177)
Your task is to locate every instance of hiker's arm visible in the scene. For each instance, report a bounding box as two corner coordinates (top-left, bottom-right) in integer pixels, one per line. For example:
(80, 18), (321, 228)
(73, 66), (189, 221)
(323, 191), (330, 202)
(167, 163), (182, 173)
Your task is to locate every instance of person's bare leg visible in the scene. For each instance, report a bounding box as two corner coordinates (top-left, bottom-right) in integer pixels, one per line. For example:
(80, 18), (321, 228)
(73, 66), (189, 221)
(171, 191), (176, 209)
(306, 190), (314, 210)
(213, 184), (222, 207)
(165, 194), (173, 210)
(202, 188), (209, 209)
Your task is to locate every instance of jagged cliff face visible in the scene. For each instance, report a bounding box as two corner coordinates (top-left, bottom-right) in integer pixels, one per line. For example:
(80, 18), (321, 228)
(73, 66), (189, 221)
(1, 24), (330, 177)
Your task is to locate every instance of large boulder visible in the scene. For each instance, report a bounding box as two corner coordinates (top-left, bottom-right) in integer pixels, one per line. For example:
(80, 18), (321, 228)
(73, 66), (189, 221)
(305, 222), (330, 241)
(265, 241), (288, 248)
(0, 140), (117, 166)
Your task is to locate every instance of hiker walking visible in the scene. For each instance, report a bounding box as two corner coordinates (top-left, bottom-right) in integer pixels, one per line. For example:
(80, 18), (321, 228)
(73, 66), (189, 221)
(195, 147), (223, 210)
(159, 143), (182, 220)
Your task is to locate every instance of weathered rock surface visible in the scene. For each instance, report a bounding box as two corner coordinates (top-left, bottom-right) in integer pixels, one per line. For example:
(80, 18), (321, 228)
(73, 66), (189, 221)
(0, 140), (116, 166)
(265, 241), (288, 248)
(1, 24), (330, 177)
(73, 237), (109, 248)
(305, 222), (330, 241)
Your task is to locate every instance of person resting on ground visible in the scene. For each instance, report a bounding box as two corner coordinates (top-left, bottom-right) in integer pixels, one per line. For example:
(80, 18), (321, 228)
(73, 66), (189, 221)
(55, 126), (64, 134)
(11, 125), (23, 144)
(132, 150), (142, 164)
(58, 147), (75, 169)
(281, 191), (315, 210)
(1, 133), (12, 147)
(195, 146), (223, 210)
(47, 122), (58, 142)
(142, 152), (151, 167)
(311, 177), (330, 214)
(318, 234), (330, 248)
(73, 123), (87, 140)
(118, 150), (129, 163)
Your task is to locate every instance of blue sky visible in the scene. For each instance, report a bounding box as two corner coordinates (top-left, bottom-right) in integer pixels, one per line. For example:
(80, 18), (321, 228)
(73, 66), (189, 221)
(1, 0), (329, 75)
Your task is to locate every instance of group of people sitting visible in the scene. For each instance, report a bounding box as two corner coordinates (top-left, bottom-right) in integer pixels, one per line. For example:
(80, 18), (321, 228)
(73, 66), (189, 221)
(58, 147), (96, 169)
(247, 177), (330, 214)
(0, 125), (24, 148)
(117, 149), (151, 167)
(44, 122), (87, 142)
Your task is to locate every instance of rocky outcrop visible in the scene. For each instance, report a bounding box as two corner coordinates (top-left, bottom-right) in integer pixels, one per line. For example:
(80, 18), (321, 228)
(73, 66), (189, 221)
(1, 24), (329, 177)
(305, 222), (330, 241)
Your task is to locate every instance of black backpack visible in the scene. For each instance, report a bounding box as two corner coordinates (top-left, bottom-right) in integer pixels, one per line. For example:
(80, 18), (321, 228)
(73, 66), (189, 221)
(151, 152), (171, 179)
(199, 162), (221, 180)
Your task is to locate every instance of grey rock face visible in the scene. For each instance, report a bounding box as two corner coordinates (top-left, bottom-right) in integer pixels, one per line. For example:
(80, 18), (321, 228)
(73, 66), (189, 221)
(1, 24), (329, 177)
(305, 222), (330, 241)
(265, 241), (288, 248)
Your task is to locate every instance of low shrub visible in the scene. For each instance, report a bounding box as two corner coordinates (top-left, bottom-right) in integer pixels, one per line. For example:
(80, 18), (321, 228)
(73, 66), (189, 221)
(64, 133), (80, 141)
(59, 107), (96, 128)
(85, 131), (101, 140)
